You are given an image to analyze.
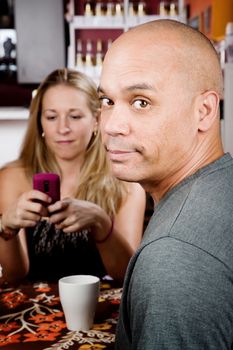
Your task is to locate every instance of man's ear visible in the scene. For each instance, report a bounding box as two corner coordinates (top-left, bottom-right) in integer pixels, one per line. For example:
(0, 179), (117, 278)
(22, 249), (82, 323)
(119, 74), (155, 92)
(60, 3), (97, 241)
(197, 91), (220, 132)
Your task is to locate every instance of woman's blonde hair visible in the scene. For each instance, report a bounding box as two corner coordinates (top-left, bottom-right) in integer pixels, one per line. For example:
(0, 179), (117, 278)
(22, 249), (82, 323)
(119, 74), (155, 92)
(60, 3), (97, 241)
(11, 68), (127, 216)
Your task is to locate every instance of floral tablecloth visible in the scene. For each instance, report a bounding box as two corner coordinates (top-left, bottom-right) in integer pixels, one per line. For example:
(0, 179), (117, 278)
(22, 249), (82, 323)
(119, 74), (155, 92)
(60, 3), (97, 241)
(0, 280), (122, 349)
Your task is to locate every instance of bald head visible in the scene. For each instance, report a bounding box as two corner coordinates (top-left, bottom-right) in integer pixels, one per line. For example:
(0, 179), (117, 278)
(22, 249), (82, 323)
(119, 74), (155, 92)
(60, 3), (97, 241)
(100, 19), (224, 192)
(104, 19), (223, 98)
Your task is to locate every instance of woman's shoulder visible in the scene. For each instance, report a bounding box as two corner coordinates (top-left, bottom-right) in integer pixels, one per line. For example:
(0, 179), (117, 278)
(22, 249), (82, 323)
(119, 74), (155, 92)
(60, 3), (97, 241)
(0, 163), (25, 179)
(122, 181), (146, 210)
(0, 164), (30, 190)
(125, 181), (145, 197)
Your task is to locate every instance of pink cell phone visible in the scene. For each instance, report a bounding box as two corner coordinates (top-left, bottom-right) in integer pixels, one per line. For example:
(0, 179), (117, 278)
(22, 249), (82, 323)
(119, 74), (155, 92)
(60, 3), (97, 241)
(33, 173), (60, 204)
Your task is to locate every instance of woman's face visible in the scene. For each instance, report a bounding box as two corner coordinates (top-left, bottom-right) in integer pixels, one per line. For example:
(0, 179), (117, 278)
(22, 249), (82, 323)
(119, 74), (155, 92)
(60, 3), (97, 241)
(41, 84), (98, 163)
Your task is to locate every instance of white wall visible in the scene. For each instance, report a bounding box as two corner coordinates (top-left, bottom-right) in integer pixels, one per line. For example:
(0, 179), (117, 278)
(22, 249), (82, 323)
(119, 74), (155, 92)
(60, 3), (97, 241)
(223, 64), (233, 156)
(0, 108), (28, 168)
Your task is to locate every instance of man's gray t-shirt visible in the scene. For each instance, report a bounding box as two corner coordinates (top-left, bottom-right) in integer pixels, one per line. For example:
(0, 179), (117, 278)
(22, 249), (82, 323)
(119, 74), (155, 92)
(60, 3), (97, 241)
(116, 153), (233, 350)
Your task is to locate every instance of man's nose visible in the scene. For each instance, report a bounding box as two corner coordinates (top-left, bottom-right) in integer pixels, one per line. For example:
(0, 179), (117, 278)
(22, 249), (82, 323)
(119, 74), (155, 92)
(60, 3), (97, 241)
(101, 106), (130, 136)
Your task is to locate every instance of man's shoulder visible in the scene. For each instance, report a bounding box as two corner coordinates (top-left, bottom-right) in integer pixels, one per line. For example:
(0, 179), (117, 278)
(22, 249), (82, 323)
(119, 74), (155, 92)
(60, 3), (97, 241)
(121, 235), (233, 350)
(128, 236), (233, 299)
(139, 154), (233, 271)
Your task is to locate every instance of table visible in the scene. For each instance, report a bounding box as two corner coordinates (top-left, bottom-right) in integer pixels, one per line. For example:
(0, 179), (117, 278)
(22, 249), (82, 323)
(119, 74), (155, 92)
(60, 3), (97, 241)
(0, 280), (122, 349)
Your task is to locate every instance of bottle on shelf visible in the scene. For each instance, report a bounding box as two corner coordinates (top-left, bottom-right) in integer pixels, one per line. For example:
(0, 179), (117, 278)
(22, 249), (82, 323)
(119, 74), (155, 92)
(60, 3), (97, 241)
(107, 38), (113, 51)
(215, 39), (226, 75)
(84, 1), (93, 17)
(106, 2), (114, 17)
(115, 1), (123, 16)
(225, 22), (233, 63)
(128, 2), (136, 17)
(95, 1), (103, 16)
(137, 2), (146, 17)
(159, 1), (169, 16)
(137, 1), (147, 24)
(94, 39), (103, 78)
(75, 39), (85, 73)
(84, 39), (94, 77)
(114, 1), (124, 25)
(169, 2), (178, 17)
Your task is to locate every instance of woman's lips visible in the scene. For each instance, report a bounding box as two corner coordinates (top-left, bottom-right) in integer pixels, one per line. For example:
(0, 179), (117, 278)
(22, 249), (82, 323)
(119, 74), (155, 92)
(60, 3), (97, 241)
(57, 140), (73, 144)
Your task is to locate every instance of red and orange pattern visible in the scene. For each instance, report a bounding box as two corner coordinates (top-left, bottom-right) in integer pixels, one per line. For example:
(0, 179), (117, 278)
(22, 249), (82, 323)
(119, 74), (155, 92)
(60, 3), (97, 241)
(0, 281), (122, 349)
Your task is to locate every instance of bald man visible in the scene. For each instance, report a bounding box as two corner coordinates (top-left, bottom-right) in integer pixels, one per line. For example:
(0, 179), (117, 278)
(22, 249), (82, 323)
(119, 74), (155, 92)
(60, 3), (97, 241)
(99, 19), (233, 349)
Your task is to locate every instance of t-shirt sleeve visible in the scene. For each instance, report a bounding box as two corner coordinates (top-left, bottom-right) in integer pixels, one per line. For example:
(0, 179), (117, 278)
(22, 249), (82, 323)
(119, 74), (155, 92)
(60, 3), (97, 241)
(126, 237), (233, 350)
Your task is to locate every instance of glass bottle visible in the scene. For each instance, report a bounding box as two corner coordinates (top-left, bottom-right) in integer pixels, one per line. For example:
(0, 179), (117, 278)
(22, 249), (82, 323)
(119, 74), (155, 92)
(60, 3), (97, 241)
(169, 3), (178, 16)
(76, 39), (84, 73)
(95, 1), (103, 16)
(138, 2), (146, 17)
(84, 1), (93, 17)
(225, 22), (233, 63)
(95, 39), (103, 78)
(85, 39), (94, 77)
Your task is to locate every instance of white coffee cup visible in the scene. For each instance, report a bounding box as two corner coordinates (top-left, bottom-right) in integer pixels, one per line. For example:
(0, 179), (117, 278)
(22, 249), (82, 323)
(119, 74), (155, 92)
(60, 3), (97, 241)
(58, 275), (100, 331)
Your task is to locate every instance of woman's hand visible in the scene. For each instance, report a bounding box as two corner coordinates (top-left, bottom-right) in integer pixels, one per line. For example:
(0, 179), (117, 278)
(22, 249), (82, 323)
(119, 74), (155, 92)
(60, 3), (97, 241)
(48, 198), (111, 235)
(1, 190), (52, 233)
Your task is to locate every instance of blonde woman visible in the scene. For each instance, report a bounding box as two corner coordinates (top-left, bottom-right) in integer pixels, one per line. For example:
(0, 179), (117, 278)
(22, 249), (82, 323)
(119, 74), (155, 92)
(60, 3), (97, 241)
(0, 69), (146, 284)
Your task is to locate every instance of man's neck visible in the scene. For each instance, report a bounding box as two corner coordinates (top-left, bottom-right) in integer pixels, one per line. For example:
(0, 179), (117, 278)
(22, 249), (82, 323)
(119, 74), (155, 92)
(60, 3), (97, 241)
(147, 149), (224, 203)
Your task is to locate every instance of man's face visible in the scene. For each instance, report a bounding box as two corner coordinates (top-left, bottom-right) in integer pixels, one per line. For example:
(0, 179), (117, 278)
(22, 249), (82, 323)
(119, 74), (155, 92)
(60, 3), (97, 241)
(99, 38), (199, 188)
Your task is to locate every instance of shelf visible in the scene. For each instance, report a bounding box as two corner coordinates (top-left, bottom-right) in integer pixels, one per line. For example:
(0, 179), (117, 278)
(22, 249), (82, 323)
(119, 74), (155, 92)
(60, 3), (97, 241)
(67, 0), (186, 75)
(127, 14), (186, 27)
(71, 15), (125, 29)
(0, 107), (29, 120)
(70, 14), (186, 30)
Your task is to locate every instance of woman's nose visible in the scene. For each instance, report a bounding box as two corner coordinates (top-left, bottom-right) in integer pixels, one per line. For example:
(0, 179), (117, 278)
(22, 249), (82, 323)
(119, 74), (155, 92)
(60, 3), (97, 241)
(58, 119), (71, 134)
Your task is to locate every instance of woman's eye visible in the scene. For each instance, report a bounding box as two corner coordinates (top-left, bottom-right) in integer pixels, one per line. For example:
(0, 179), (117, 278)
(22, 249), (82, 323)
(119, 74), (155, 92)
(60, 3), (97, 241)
(46, 115), (56, 120)
(70, 115), (82, 119)
(99, 97), (113, 107)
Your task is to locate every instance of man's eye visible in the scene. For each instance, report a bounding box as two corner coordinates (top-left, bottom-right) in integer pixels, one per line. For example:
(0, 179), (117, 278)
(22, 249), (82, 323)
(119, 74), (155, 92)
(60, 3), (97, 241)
(99, 97), (113, 107)
(132, 99), (149, 109)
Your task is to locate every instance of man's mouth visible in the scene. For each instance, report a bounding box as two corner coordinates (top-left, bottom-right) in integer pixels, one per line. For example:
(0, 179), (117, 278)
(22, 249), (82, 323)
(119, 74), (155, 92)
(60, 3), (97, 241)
(106, 147), (137, 161)
(108, 149), (134, 154)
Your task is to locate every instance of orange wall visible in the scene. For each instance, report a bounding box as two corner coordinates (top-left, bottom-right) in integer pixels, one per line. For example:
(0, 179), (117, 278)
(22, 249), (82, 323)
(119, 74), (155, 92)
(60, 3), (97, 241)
(185, 0), (233, 40)
(212, 0), (233, 40)
(186, 0), (212, 18)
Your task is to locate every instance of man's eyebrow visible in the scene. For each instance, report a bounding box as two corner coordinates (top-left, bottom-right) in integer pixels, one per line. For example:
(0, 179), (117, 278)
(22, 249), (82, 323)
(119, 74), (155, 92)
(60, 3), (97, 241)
(97, 84), (155, 94)
(127, 83), (155, 91)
